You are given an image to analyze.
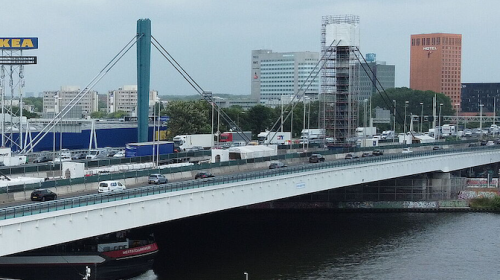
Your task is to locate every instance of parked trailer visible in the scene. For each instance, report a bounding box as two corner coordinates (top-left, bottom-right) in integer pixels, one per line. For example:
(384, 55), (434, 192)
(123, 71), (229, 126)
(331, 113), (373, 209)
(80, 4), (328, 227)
(125, 141), (175, 157)
(257, 131), (292, 145)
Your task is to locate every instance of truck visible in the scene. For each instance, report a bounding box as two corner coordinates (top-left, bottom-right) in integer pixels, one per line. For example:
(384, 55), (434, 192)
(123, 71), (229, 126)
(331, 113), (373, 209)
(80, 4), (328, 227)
(356, 127), (377, 138)
(257, 131), (292, 145)
(219, 131), (252, 146)
(125, 141), (175, 157)
(172, 134), (213, 152)
(441, 124), (456, 137)
(380, 130), (395, 140)
(299, 129), (325, 144)
(0, 147), (27, 166)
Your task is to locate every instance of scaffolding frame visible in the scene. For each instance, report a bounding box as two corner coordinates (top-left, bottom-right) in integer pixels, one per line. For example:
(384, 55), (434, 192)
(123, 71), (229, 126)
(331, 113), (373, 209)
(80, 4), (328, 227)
(320, 15), (360, 144)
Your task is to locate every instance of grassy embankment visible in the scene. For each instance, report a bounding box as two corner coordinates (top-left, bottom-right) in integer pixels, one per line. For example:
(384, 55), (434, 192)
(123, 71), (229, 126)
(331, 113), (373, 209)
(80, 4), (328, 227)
(469, 196), (500, 209)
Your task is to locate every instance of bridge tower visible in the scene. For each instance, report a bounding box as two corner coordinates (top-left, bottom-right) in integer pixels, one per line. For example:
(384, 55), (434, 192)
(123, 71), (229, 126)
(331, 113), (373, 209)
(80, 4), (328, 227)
(137, 19), (152, 143)
(320, 15), (360, 143)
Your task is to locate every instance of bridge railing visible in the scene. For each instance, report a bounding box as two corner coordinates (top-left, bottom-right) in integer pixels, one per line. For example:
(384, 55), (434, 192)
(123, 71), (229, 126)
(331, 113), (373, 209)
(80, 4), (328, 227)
(0, 143), (493, 196)
(1, 144), (498, 220)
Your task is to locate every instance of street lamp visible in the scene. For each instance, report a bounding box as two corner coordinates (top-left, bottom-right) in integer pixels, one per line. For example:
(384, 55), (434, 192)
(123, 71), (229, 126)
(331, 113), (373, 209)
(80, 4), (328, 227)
(438, 103), (443, 140)
(244, 272), (248, 280)
(393, 100), (396, 143)
(404, 101), (409, 143)
(363, 99), (368, 141)
(479, 103), (484, 139)
(420, 102), (424, 133)
(455, 103), (460, 140)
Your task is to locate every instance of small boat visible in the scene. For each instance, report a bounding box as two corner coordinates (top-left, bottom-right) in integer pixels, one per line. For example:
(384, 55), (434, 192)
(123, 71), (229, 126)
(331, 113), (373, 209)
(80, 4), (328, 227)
(0, 230), (158, 280)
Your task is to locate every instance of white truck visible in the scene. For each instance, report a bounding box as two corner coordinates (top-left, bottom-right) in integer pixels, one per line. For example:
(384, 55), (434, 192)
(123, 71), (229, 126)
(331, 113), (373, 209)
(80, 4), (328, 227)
(381, 130), (395, 140)
(173, 134), (214, 151)
(441, 124), (456, 137)
(356, 127), (377, 138)
(299, 129), (325, 144)
(0, 147), (27, 166)
(257, 131), (292, 145)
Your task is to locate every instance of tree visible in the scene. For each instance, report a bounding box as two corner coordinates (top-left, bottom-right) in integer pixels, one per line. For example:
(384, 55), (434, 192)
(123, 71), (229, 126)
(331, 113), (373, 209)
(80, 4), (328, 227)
(164, 100), (212, 138)
(370, 87), (454, 132)
(90, 111), (106, 119)
(107, 110), (128, 119)
(246, 105), (276, 137)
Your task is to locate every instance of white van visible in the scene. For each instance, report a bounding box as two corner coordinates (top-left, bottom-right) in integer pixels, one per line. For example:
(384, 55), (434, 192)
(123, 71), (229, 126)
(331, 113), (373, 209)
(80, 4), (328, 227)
(98, 180), (126, 193)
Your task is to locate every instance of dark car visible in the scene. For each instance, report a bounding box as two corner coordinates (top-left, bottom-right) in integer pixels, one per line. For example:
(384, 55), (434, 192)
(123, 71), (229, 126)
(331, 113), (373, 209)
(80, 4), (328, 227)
(433, 146), (443, 151)
(309, 154), (325, 163)
(372, 150), (384, 156)
(71, 153), (87, 160)
(361, 152), (372, 157)
(31, 189), (57, 202)
(195, 171), (214, 179)
(345, 153), (354, 160)
(269, 161), (287, 169)
(148, 174), (168, 184)
(33, 155), (51, 163)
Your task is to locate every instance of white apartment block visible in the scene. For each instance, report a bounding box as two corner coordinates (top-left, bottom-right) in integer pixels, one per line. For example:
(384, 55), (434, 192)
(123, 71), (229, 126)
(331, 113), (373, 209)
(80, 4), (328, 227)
(251, 50), (320, 105)
(107, 85), (159, 116)
(42, 86), (98, 118)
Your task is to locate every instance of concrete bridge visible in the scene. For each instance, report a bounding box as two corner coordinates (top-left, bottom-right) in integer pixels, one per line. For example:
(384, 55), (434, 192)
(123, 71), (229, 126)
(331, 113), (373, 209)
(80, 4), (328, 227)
(1, 146), (499, 256)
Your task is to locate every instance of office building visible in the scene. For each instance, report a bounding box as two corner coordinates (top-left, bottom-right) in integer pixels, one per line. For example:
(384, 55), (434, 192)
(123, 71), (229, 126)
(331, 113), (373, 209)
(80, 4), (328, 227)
(251, 50), (319, 104)
(43, 86), (98, 118)
(461, 83), (500, 113)
(107, 85), (159, 116)
(359, 53), (395, 101)
(410, 33), (462, 107)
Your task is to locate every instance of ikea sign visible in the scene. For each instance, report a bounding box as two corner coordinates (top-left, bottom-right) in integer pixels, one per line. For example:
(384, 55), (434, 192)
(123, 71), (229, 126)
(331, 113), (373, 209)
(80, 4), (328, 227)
(0, 38), (38, 49)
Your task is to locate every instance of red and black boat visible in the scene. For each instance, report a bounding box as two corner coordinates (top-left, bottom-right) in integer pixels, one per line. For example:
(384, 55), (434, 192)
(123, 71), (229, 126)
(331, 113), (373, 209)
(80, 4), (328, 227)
(0, 231), (158, 280)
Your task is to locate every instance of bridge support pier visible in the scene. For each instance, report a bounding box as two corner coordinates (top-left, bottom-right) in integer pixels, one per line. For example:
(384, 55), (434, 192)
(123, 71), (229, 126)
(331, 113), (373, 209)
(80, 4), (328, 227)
(431, 172), (451, 200)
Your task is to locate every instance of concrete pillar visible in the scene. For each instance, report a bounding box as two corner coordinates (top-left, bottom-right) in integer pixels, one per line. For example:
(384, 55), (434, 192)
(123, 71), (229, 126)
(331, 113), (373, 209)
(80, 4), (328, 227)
(431, 172), (451, 199)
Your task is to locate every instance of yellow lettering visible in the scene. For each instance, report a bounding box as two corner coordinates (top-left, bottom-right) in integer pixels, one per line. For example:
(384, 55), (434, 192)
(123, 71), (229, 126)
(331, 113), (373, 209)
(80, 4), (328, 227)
(0, 39), (10, 48)
(21, 39), (34, 48)
(11, 39), (20, 48)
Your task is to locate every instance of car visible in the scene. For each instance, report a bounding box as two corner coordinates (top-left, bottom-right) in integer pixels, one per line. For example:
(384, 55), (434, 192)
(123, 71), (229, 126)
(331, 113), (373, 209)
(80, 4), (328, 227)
(71, 153), (87, 160)
(31, 189), (57, 202)
(33, 155), (51, 163)
(480, 140), (488, 146)
(269, 161), (287, 169)
(432, 146), (443, 150)
(148, 174), (168, 184)
(98, 180), (126, 193)
(402, 148), (413, 153)
(195, 171), (214, 179)
(372, 150), (384, 156)
(361, 152), (372, 157)
(113, 150), (125, 158)
(309, 154), (325, 163)
(345, 153), (358, 160)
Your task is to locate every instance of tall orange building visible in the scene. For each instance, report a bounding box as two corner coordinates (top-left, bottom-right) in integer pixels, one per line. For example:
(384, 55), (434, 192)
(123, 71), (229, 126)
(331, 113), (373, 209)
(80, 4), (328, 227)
(410, 33), (462, 107)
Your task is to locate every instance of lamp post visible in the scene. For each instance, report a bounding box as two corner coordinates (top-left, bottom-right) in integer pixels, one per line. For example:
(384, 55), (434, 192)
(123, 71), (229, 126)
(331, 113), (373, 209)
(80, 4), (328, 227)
(244, 272), (248, 280)
(156, 98), (161, 167)
(363, 99), (368, 141)
(420, 102), (424, 133)
(455, 103), (460, 140)
(393, 100), (396, 143)
(404, 101), (409, 143)
(438, 103), (443, 140)
(479, 103), (484, 139)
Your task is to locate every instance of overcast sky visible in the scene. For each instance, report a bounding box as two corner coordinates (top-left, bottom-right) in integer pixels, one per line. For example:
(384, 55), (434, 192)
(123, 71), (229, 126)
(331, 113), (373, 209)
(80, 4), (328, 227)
(2, 0), (499, 97)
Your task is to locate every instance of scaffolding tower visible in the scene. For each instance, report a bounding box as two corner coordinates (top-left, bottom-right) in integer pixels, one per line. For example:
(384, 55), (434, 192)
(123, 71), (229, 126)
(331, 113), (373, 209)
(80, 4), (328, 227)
(320, 15), (360, 143)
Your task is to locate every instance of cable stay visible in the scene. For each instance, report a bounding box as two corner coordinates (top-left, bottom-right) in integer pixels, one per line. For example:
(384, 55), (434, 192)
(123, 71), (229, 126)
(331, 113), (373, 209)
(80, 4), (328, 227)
(20, 35), (140, 154)
(151, 36), (252, 144)
(264, 39), (341, 145)
(352, 47), (414, 139)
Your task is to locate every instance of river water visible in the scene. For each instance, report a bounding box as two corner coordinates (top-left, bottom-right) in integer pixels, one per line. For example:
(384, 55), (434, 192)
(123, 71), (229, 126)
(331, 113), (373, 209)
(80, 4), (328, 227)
(131, 210), (500, 280)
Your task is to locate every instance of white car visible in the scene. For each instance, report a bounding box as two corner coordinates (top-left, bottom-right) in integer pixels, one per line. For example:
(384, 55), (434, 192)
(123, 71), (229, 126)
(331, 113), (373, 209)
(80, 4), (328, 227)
(113, 150), (125, 158)
(98, 180), (126, 193)
(402, 148), (413, 153)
